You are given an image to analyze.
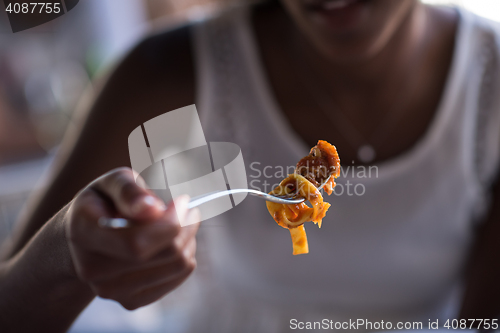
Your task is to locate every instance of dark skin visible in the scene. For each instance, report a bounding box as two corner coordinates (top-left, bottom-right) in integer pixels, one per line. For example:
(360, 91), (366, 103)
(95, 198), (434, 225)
(256, 0), (456, 163)
(0, 0), (497, 330)
(460, 180), (500, 321)
(0, 27), (199, 332)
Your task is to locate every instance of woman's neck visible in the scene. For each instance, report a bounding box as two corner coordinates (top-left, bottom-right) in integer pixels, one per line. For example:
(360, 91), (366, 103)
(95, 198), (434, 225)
(252, 1), (458, 163)
(291, 1), (429, 98)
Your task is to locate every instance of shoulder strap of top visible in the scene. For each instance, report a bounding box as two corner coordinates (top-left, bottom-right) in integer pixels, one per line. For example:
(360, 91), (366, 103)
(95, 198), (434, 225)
(471, 12), (500, 188)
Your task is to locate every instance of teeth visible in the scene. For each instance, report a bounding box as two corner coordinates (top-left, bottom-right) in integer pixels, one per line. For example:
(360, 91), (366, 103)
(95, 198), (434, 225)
(323, 0), (356, 10)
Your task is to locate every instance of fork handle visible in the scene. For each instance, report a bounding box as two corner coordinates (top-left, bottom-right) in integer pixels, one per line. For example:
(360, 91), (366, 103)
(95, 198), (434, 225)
(98, 190), (249, 229)
(98, 188), (305, 229)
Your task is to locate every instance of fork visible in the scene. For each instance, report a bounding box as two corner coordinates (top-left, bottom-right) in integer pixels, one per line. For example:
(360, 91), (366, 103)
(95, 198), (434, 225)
(98, 175), (332, 229)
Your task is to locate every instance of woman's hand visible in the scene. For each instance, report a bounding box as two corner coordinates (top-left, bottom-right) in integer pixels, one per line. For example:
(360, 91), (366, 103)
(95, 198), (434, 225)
(65, 167), (200, 310)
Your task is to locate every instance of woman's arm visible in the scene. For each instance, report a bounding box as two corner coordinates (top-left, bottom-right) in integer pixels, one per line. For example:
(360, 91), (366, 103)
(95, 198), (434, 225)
(0, 169), (200, 332)
(0, 25), (196, 331)
(460, 178), (500, 321)
(0, 204), (94, 332)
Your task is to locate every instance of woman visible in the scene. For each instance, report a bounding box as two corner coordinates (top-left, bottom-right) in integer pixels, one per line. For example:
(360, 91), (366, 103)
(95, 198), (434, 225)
(1, 0), (500, 331)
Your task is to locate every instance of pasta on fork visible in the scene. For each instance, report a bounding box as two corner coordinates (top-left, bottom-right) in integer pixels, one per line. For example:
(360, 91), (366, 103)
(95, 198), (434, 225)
(266, 140), (340, 255)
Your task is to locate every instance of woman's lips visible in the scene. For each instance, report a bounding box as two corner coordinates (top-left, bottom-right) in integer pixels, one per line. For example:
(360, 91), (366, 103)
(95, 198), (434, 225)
(324, 0), (359, 10)
(306, 0), (361, 11)
(304, 0), (371, 32)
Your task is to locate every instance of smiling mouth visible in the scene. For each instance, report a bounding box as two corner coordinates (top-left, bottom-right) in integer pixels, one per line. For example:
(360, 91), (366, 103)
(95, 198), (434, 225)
(301, 0), (372, 31)
(324, 0), (360, 10)
(305, 0), (367, 11)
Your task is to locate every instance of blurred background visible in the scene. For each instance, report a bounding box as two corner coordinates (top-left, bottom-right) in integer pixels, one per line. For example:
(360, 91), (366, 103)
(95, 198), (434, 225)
(0, 0), (498, 332)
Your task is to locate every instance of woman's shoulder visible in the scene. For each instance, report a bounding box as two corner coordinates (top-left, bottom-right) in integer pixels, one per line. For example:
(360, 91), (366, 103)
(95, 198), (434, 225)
(132, 23), (193, 68)
(78, 4), (253, 137)
(124, 22), (195, 97)
(107, 6), (247, 115)
(88, 22), (196, 129)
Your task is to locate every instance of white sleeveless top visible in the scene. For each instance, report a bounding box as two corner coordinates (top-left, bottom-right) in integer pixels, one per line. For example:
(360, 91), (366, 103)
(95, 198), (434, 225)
(186, 5), (500, 332)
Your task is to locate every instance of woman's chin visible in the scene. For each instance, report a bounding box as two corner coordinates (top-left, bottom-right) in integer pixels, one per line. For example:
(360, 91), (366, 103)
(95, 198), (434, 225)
(304, 0), (374, 33)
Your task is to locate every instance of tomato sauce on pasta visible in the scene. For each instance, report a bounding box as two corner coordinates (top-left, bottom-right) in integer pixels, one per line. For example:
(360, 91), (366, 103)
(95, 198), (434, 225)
(266, 140), (340, 255)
